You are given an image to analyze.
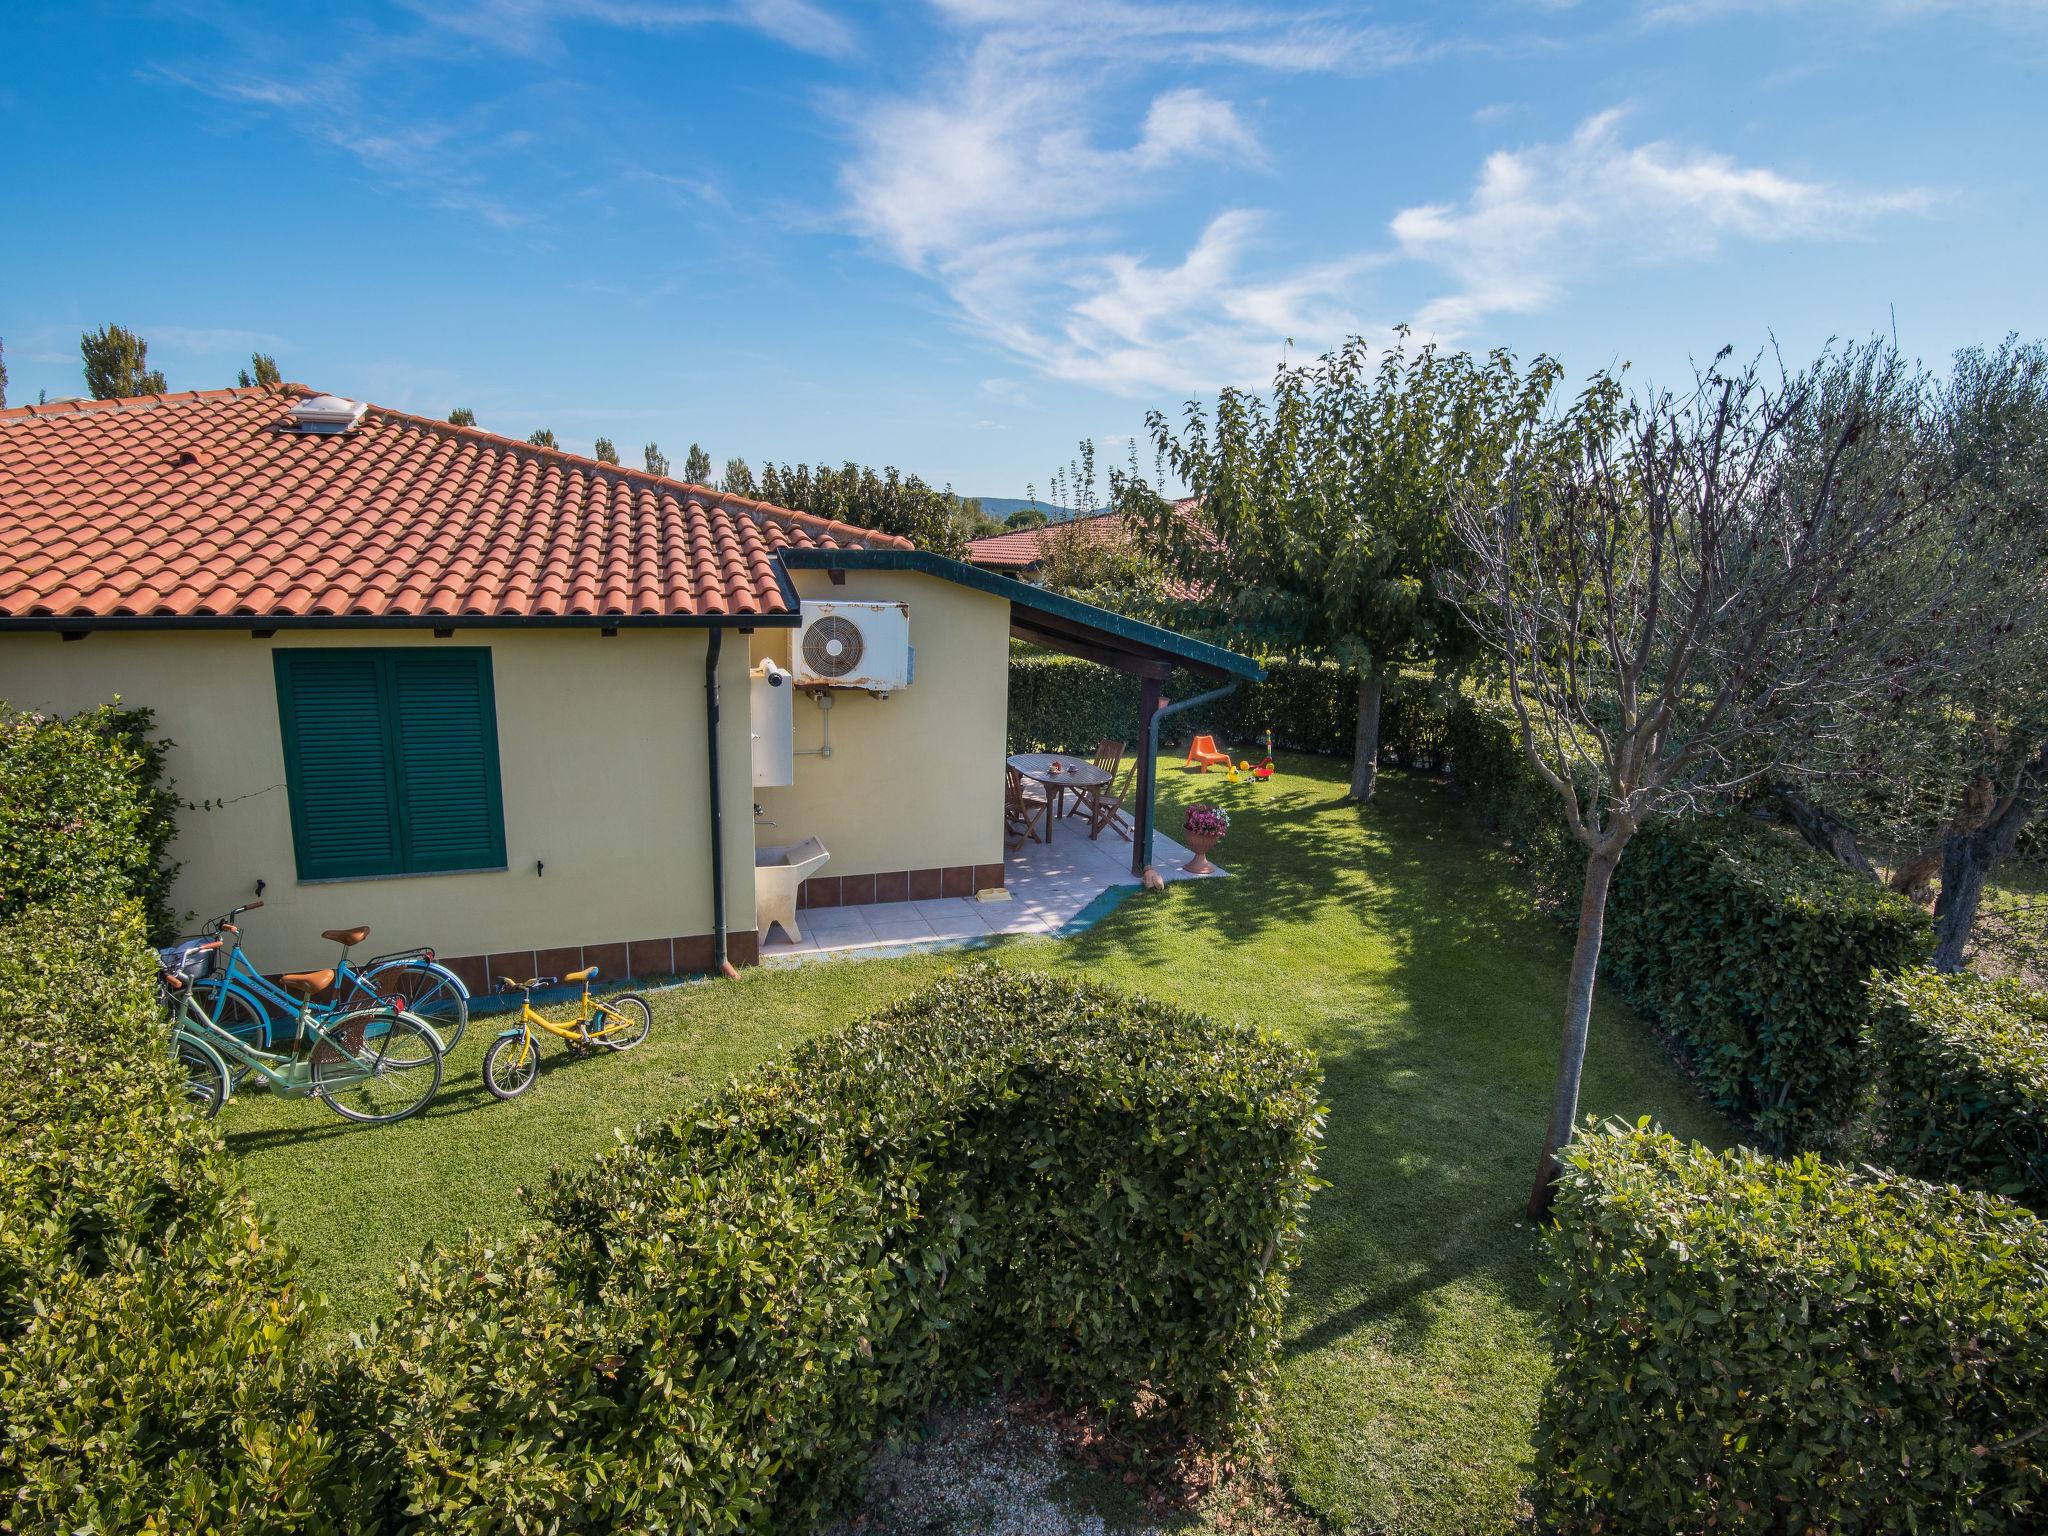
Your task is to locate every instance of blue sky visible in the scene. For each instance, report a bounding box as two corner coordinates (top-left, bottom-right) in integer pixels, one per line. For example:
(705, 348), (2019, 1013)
(3, 1), (2044, 497)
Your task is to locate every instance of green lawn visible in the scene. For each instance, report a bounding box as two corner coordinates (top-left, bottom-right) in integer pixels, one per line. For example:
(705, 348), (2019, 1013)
(227, 754), (1727, 1535)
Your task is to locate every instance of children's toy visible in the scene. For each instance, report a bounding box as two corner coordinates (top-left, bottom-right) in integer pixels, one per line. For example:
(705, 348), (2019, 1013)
(1185, 734), (1231, 772)
(1253, 729), (1276, 780)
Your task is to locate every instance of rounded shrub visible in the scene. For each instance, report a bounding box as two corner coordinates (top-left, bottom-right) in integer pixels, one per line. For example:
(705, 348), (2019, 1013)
(0, 900), (332, 1532)
(1868, 967), (2048, 1204)
(324, 964), (1325, 1530)
(1539, 1121), (2048, 1534)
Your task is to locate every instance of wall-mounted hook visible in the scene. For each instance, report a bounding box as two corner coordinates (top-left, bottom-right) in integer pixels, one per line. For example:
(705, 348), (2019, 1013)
(536, 859), (545, 878)
(254, 877), (267, 898)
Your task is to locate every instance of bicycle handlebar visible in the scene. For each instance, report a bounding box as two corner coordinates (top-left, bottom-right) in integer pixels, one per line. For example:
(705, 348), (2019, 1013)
(204, 901), (264, 934)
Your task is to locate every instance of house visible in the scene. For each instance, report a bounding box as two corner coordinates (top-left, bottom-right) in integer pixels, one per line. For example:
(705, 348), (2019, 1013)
(0, 385), (1257, 983)
(964, 499), (1207, 601)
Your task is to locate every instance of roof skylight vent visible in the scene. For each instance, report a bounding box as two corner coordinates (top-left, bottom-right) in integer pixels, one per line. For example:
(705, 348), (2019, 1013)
(286, 394), (369, 435)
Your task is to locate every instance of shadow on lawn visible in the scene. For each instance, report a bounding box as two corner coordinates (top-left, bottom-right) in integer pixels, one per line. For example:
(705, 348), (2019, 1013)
(1067, 760), (1578, 1365)
(218, 1039), (629, 1154)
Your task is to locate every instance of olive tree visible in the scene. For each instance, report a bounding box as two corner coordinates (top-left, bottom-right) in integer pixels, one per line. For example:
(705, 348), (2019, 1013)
(1447, 345), (2007, 1218)
(1768, 338), (2048, 971)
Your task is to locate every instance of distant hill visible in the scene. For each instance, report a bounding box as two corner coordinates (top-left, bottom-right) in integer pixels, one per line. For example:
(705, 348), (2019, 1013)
(967, 496), (1099, 522)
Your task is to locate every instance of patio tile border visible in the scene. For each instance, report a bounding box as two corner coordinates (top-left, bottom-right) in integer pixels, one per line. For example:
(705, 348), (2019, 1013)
(799, 863), (1004, 910)
(435, 927), (762, 998)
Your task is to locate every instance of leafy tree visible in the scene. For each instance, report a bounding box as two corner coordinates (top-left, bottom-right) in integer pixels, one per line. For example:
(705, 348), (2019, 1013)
(644, 441), (670, 476)
(949, 496), (1004, 542)
(1137, 333), (1563, 801)
(722, 457), (755, 496)
(237, 352), (281, 389)
(1004, 507), (1048, 530)
(684, 443), (712, 485)
(1445, 344), (2013, 1217)
(593, 436), (621, 465)
(80, 325), (166, 399)
(1767, 337), (2048, 970)
(449, 407), (478, 427)
(1030, 442), (1179, 617)
(1, 335), (8, 408)
(528, 427), (559, 449)
(755, 461), (973, 556)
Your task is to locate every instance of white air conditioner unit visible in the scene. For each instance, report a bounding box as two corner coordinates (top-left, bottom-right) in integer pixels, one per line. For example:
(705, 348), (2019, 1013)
(792, 601), (913, 692)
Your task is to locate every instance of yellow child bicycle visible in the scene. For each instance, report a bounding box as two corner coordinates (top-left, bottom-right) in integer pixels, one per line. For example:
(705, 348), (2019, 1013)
(482, 966), (653, 1099)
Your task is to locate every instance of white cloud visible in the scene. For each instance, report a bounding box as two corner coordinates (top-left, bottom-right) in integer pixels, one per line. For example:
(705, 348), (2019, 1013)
(399, 0), (859, 60)
(838, 2), (1416, 395)
(1641, 0), (2044, 23)
(1390, 107), (1931, 333)
(146, 326), (289, 355)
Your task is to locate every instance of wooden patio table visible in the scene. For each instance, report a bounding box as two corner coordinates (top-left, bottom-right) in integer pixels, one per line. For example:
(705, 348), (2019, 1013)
(1006, 753), (1111, 845)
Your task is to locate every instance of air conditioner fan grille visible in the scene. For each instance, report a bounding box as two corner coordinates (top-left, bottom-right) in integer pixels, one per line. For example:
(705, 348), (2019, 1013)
(802, 614), (865, 678)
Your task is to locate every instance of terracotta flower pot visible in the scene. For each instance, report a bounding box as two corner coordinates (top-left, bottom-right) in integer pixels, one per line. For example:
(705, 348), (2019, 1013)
(1183, 828), (1222, 875)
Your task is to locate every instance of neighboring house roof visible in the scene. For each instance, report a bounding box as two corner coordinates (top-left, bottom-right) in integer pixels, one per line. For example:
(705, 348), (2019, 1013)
(964, 499), (1207, 601)
(0, 385), (907, 627)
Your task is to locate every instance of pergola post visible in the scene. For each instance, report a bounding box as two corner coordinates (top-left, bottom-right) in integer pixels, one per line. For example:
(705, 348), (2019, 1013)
(1131, 675), (1163, 877)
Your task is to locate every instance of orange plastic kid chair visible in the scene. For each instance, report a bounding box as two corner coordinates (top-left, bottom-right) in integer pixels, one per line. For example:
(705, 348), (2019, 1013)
(1185, 734), (1231, 772)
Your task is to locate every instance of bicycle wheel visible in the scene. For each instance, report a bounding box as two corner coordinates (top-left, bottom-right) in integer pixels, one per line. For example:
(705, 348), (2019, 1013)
(312, 1010), (443, 1124)
(350, 959), (468, 1053)
(173, 1036), (227, 1120)
(482, 1030), (540, 1099)
(588, 992), (652, 1051)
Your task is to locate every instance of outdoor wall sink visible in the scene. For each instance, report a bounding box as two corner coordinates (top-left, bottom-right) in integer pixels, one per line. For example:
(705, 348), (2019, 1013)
(755, 836), (829, 945)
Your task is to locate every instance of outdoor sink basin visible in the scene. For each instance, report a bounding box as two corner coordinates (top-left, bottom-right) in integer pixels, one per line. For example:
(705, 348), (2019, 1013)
(755, 836), (829, 945)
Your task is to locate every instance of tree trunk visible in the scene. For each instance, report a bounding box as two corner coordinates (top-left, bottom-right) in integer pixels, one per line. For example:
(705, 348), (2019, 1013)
(1528, 842), (1624, 1222)
(1891, 847), (1944, 903)
(1348, 663), (1386, 803)
(1931, 742), (2048, 972)
(1769, 782), (1877, 882)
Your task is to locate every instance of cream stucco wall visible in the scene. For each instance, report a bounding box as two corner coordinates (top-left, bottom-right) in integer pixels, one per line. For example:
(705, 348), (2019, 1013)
(749, 569), (1009, 879)
(0, 627), (756, 973)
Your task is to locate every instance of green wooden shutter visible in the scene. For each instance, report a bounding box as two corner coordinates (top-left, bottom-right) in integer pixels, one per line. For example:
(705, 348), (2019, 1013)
(389, 651), (507, 872)
(275, 647), (507, 880)
(274, 651), (404, 880)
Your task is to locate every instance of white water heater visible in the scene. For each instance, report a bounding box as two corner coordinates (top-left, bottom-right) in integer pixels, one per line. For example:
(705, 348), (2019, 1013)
(750, 659), (794, 786)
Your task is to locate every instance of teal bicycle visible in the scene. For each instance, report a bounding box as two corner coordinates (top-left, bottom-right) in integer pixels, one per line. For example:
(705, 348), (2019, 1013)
(165, 902), (469, 1065)
(163, 949), (445, 1124)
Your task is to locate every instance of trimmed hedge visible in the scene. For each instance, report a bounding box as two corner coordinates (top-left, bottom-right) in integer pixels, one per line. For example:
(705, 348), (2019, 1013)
(1007, 652), (1450, 768)
(0, 899), (332, 1531)
(0, 701), (180, 942)
(1448, 696), (1929, 1150)
(1539, 1122), (2048, 1534)
(1869, 968), (2048, 1204)
(1604, 820), (1929, 1152)
(321, 964), (1324, 1531)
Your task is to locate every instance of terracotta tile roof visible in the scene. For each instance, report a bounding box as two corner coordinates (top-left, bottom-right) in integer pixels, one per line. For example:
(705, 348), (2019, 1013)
(965, 499), (1207, 601)
(0, 386), (909, 625)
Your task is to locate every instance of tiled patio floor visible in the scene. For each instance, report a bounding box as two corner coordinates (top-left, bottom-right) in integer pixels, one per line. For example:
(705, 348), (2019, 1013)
(760, 816), (1221, 964)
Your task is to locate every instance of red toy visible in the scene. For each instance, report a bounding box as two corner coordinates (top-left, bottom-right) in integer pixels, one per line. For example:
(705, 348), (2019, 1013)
(1253, 729), (1275, 780)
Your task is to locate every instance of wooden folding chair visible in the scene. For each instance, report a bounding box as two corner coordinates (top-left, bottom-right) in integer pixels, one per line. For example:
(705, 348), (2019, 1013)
(1067, 739), (1126, 819)
(1005, 764), (1051, 846)
(1081, 759), (1138, 842)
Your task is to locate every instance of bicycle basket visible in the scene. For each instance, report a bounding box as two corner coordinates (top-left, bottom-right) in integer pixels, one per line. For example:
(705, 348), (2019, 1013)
(158, 937), (220, 981)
